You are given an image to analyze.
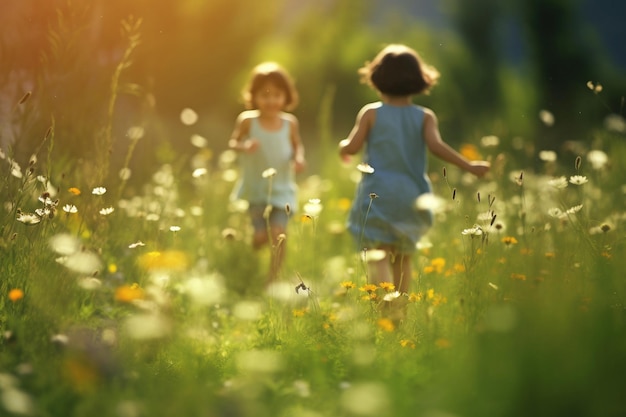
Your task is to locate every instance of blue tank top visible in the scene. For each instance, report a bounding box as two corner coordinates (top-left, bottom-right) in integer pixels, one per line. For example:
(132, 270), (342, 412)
(348, 103), (433, 252)
(232, 115), (297, 210)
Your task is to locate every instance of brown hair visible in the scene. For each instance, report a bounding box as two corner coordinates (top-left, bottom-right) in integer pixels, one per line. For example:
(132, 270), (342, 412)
(242, 62), (299, 110)
(359, 44), (440, 96)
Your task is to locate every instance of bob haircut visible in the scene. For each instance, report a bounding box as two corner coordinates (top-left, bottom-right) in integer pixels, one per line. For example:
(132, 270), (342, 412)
(359, 44), (440, 96)
(242, 62), (299, 111)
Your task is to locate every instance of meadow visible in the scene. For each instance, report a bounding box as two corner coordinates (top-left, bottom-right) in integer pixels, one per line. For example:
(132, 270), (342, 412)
(1, 82), (625, 417)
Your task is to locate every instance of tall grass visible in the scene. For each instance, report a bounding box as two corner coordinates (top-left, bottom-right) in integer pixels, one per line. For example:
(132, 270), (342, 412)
(1, 17), (626, 417)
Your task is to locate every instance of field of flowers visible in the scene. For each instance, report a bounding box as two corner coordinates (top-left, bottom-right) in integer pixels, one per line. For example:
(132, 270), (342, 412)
(1, 85), (626, 417)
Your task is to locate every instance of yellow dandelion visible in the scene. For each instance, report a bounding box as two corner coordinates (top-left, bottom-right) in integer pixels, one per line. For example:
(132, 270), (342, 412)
(9, 288), (24, 302)
(460, 143), (481, 160)
(423, 265), (435, 274)
(68, 187), (81, 196)
(501, 236), (518, 246)
(114, 283), (144, 303)
(408, 292), (423, 302)
(378, 281), (395, 292)
(137, 250), (188, 271)
(340, 281), (356, 290)
(108, 263), (118, 274)
(399, 339), (416, 349)
(359, 284), (378, 293)
(337, 198), (352, 212)
(377, 318), (395, 332)
(293, 308), (307, 317)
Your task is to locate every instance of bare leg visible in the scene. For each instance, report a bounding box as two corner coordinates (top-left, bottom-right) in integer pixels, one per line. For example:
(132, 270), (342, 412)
(367, 254), (392, 285)
(390, 253), (412, 294)
(267, 226), (286, 284)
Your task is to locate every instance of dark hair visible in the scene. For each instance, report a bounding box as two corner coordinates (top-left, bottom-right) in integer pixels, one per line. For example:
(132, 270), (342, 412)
(242, 62), (299, 110)
(359, 44), (440, 96)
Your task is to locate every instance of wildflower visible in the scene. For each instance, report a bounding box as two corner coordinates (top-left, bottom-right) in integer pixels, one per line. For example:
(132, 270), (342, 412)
(461, 225), (483, 236)
(586, 80), (602, 94)
(169, 225), (181, 232)
(501, 236), (518, 246)
(115, 283), (144, 303)
(408, 292), (423, 302)
(586, 150), (608, 170)
(460, 143), (481, 160)
(99, 207), (115, 215)
(538, 150), (557, 162)
(539, 110), (555, 127)
(359, 284), (378, 293)
(480, 135), (500, 147)
(16, 212), (41, 225)
(548, 176), (568, 189)
(356, 163), (375, 174)
(63, 204), (78, 214)
(138, 250), (188, 271)
(8, 289), (24, 302)
(292, 308), (307, 317)
(337, 198), (352, 211)
(340, 281), (356, 290)
(548, 208), (564, 218)
(379, 282), (395, 292)
(569, 175), (588, 185)
(180, 107), (198, 125)
(128, 241), (145, 249)
(68, 187), (81, 196)
(92, 187), (107, 196)
(127, 126), (145, 141)
(399, 339), (416, 349)
(192, 168), (207, 178)
(511, 273), (527, 281)
(565, 204), (583, 215)
(303, 199), (323, 216)
(377, 318), (395, 332)
(383, 291), (401, 302)
(262, 167), (277, 178)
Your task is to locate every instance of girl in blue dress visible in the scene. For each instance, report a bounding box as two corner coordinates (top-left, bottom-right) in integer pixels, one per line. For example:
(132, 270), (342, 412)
(339, 44), (490, 295)
(229, 62), (306, 284)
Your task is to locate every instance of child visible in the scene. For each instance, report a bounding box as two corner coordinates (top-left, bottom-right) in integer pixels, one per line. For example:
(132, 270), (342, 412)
(339, 44), (490, 295)
(229, 62), (306, 285)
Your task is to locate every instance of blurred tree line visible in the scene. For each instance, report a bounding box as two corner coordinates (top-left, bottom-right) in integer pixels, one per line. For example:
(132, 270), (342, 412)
(1, 0), (623, 185)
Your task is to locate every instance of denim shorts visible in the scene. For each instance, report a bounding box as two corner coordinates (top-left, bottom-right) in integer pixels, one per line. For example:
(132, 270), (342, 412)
(249, 204), (290, 232)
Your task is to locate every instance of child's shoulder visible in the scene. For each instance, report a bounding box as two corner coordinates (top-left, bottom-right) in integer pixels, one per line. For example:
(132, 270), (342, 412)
(236, 110), (260, 122)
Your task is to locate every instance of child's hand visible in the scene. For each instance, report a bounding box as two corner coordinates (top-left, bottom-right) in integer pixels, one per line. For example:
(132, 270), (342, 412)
(243, 138), (260, 153)
(294, 156), (306, 174)
(469, 161), (491, 178)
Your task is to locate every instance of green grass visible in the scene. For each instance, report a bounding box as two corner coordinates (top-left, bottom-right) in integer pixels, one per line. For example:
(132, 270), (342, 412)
(1, 115), (625, 417)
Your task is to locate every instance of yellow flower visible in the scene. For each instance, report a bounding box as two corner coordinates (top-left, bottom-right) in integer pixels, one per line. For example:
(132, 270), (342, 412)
(340, 281), (356, 290)
(511, 273), (527, 281)
(293, 308), (307, 317)
(408, 292), (423, 302)
(68, 187), (81, 196)
(114, 283), (144, 303)
(108, 263), (118, 274)
(9, 288), (24, 302)
(460, 143), (481, 160)
(501, 236), (518, 246)
(138, 250), (188, 271)
(378, 281), (395, 292)
(377, 318), (395, 332)
(337, 198), (352, 212)
(359, 284), (378, 293)
(400, 339), (416, 349)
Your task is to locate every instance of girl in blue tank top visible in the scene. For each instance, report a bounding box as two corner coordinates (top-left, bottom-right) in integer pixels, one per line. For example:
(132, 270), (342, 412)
(229, 62), (306, 285)
(339, 44), (490, 300)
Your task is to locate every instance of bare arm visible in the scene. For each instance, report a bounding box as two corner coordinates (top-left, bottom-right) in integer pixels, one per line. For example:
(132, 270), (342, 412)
(339, 104), (377, 157)
(423, 109), (490, 177)
(228, 112), (258, 153)
(288, 114), (306, 173)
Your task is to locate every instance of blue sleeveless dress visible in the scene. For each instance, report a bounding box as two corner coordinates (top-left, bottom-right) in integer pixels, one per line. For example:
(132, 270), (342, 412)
(231, 114), (297, 211)
(347, 103), (433, 253)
